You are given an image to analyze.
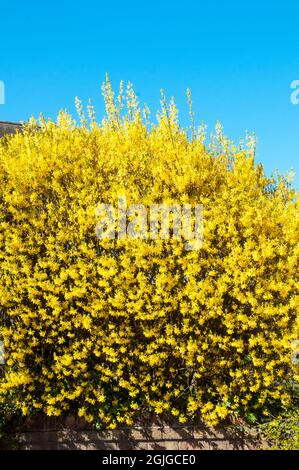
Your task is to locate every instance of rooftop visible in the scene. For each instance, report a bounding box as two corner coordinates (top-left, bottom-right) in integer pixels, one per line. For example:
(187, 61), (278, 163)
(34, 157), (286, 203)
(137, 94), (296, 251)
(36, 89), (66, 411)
(0, 121), (22, 137)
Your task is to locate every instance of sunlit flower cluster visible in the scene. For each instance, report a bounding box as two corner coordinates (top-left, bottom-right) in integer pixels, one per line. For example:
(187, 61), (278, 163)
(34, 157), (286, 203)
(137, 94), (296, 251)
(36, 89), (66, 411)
(0, 77), (298, 427)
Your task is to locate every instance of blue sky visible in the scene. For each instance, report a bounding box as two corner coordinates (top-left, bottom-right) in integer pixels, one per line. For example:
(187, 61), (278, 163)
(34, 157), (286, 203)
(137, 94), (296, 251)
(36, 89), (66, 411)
(1, 0), (299, 188)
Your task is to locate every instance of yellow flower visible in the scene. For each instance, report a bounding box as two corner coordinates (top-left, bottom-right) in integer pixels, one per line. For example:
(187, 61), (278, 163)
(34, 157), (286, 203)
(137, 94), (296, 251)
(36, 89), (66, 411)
(0, 76), (298, 428)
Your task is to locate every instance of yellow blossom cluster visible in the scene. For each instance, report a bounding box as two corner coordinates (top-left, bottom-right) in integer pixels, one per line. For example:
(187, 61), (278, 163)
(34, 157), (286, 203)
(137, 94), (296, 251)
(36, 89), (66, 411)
(0, 78), (298, 427)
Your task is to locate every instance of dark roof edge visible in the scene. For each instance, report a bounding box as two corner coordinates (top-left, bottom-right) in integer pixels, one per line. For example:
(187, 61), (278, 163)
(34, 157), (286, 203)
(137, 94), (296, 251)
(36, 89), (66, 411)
(0, 121), (22, 126)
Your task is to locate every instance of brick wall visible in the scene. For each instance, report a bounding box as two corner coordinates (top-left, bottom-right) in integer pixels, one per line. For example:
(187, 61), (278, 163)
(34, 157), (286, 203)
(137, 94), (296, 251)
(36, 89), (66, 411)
(6, 416), (261, 450)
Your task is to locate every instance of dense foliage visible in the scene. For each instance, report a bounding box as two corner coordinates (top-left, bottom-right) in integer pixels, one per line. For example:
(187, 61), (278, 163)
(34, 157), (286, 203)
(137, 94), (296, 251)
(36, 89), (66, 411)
(0, 78), (298, 428)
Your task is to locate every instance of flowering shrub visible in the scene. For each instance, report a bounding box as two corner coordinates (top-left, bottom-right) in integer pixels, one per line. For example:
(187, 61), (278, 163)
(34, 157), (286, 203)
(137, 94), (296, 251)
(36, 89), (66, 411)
(260, 410), (299, 449)
(0, 78), (298, 427)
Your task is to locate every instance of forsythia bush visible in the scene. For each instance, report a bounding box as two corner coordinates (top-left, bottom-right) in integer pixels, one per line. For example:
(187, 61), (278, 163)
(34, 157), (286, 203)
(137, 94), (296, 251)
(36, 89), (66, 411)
(261, 411), (299, 449)
(0, 78), (298, 428)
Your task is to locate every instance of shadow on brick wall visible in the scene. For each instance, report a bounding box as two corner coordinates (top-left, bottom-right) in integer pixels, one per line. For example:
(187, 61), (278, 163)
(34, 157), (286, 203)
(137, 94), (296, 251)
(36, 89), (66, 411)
(6, 414), (261, 450)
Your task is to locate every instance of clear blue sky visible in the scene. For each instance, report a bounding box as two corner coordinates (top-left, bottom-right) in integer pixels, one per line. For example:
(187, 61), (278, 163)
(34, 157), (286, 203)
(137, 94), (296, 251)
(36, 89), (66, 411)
(1, 0), (299, 188)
